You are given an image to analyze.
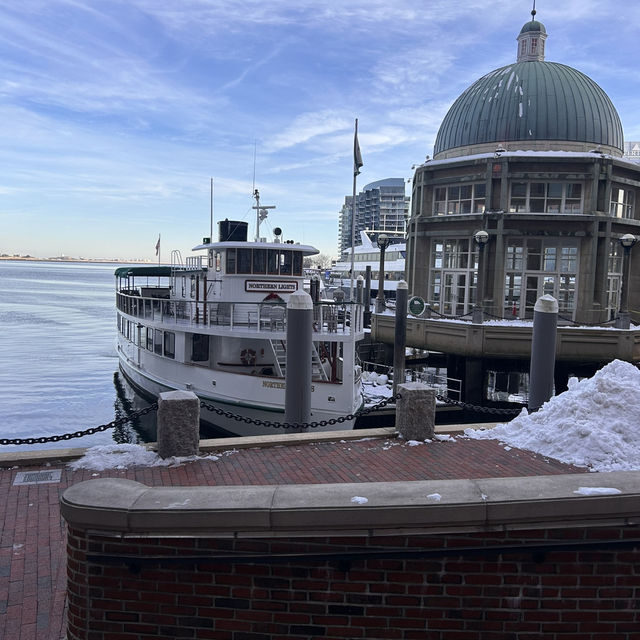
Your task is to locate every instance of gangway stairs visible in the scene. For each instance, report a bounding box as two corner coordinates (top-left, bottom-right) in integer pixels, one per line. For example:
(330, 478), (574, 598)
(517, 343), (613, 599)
(269, 340), (329, 381)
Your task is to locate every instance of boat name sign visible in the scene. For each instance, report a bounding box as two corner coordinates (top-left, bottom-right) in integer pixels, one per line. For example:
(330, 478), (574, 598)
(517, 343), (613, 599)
(246, 280), (298, 293)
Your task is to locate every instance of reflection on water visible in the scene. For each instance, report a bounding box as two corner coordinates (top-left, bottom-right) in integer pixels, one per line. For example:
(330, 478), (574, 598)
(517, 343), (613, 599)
(112, 369), (231, 443)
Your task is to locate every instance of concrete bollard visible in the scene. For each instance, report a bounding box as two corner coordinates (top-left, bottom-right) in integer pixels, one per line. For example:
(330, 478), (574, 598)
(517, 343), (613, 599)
(285, 289), (313, 426)
(157, 390), (200, 458)
(528, 294), (558, 412)
(396, 382), (436, 440)
(393, 281), (408, 397)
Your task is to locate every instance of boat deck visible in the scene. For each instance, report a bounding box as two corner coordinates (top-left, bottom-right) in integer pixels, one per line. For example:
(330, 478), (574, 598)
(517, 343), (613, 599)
(0, 426), (588, 640)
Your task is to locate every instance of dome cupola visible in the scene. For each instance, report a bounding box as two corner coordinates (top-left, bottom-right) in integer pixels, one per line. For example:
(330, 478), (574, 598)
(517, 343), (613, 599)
(433, 11), (624, 159)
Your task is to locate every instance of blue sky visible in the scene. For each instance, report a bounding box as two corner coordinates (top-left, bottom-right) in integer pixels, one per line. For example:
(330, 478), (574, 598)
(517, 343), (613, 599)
(2, 0), (640, 261)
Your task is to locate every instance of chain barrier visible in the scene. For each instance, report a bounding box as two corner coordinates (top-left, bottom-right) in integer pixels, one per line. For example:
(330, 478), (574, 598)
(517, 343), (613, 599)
(1, 388), (521, 446)
(428, 308), (473, 321)
(0, 403), (158, 446)
(199, 394), (401, 430)
(557, 313), (617, 327)
(435, 393), (522, 416)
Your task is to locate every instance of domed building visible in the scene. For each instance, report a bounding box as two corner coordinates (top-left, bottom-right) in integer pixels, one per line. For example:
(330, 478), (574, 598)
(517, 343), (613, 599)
(371, 11), (640, 405)
(407, 10), (638, 326)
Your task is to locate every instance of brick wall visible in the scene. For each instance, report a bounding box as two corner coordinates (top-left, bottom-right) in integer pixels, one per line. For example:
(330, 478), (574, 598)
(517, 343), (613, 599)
(66, 525), (640, 639)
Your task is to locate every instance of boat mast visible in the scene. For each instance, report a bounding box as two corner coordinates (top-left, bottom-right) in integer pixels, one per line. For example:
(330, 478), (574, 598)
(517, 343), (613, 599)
(252, 189), (275, 242)
(210, 178), (214, 243)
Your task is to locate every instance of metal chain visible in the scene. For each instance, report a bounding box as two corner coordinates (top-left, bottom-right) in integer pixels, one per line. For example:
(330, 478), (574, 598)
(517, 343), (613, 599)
(435, 393), (522, 416)
(0, 389), (520, 446)
(0, 403), (158, 446)
(199, 394), (401, 430)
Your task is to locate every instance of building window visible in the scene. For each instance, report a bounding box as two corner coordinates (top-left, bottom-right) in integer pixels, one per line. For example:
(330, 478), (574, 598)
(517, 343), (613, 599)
(433, 184), (485, 215)
(610, 186), (635, 219)
(504, 239), (578, 318)
(606, 240), (625, 319)
(429, 238), (479, 316)
(509, 182), (583, 214)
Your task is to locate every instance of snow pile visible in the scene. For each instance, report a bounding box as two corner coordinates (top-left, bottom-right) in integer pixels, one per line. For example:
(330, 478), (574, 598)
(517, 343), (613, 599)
(466, 360), (640, 471)
(68, 444), (220, 471)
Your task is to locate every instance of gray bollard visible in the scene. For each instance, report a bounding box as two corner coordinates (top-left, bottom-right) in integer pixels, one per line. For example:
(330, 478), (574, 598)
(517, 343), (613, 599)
(393, 281), (408, 397)
(528, 294), (558, 412)
(396, 382), (436, 440)
(285, 289), (313, 426)
(157, 390), (200, 458)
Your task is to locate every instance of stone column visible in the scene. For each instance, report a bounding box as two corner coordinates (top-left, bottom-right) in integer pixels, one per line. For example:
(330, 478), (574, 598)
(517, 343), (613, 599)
(157, 390), (200, 458)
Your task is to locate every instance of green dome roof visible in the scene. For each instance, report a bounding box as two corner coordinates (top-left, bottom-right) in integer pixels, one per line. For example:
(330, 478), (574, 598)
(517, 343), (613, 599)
(434, 60), (623, 158)
(520, 20), (546, 34)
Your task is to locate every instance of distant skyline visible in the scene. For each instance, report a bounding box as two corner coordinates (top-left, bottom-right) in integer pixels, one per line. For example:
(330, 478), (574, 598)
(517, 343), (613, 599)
(2, 0), (640, 260)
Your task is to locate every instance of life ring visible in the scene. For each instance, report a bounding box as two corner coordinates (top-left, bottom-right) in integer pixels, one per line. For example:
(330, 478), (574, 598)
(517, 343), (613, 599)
(240, 348), (257, 366)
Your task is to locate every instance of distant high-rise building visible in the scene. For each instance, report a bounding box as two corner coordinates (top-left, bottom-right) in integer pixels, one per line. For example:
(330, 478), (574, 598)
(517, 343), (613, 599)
(624, 142), (640, 163)
(338, 178), (409, 255)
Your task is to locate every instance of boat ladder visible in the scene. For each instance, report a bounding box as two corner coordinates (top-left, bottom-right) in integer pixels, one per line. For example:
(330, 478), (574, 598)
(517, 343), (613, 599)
(269, 340), (329, 381)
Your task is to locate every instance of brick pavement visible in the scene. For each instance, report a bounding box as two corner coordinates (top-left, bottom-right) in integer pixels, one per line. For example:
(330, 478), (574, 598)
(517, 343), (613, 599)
(0, 431), (588, 639)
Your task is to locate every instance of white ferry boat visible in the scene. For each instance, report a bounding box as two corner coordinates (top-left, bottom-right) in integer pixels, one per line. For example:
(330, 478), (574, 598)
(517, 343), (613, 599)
(115, 214), (364, 437)
(328, 230), (406, 300)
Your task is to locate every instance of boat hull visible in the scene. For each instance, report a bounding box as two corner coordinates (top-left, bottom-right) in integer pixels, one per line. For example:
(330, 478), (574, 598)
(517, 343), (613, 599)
(117, 345), (359, 437)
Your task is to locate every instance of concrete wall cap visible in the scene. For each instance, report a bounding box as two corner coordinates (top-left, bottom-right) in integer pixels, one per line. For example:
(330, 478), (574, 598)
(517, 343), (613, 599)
(60, 472), (640, 536)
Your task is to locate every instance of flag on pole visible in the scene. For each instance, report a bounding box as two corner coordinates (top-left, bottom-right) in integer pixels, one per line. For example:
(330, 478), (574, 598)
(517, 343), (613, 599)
(354, 119), (363, 176)
(155, 234), (160, 256)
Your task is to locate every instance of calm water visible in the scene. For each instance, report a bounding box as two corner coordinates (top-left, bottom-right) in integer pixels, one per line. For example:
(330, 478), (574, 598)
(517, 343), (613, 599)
(0, 260), (156, 452)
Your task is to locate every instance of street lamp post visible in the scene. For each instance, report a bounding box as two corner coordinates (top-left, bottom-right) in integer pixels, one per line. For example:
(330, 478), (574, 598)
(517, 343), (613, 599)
(472, 230), (489, 324)
(376, 233), (391, 313)
(616, 233), (637, 329)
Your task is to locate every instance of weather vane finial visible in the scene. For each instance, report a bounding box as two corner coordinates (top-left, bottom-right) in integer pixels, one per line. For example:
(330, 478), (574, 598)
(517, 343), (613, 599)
(531, 0), (536, 19)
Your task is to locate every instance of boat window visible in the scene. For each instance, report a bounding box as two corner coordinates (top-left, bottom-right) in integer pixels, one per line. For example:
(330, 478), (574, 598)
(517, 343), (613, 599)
(280, 250), (292, 275)
(293, 251), (302, 275)
(253, 249), (267, 274)
(140, 326), (147, 348)
(226, 249), (236, 274)
(208, 249), (214, 268)
(215, 252), (221, 272)
(192, 334), (209, 362)
(164, 331), (175, 359)
(237, 248), (252, 274)
(146, 328), (153, 351)
(267, 249), (280, 275)
(190, 275), (196, 298)
(154, 330), (163, 355)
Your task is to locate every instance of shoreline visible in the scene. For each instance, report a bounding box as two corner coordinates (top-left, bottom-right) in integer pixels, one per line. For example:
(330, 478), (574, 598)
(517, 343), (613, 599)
(0, 256), (153, 264)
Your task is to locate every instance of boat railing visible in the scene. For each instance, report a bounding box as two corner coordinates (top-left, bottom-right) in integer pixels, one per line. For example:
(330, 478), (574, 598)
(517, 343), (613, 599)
(116, 292), (364, 337)
(361, 361), (463, 401)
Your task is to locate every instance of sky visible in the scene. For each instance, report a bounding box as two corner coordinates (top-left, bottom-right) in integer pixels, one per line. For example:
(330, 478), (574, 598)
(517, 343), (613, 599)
(2, 1), (640, 262)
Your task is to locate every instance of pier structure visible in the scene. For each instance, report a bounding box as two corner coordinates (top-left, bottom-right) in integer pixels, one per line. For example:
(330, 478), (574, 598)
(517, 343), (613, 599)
(393, 11), (640, 407)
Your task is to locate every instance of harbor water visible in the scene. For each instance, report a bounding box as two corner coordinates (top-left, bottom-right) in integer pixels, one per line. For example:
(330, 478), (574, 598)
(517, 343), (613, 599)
(0, 260), (162, 452)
